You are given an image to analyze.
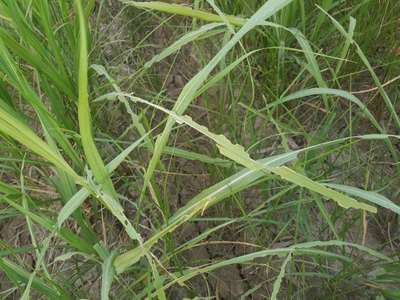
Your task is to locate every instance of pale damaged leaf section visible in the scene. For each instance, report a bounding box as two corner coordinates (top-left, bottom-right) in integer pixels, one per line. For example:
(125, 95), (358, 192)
(109, 92), (376, 213)
(177, 114), (376, 212)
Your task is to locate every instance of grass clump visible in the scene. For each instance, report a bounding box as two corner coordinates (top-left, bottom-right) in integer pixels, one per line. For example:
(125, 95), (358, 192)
(0, 0), (399, 299)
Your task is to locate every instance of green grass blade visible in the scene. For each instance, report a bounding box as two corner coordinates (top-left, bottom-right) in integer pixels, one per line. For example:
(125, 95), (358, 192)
(57, 189), (90, 228)
(289, 29), (329, 107)
(101, 251), (117, 300)
(75, 0), (117, 197)
(335, 16), (356, 75)
(315, 197), (340, 239)
(326, 184), (400, 216)
(0, 106), (81, 183)
(271, 253), (292, 300)
(121, 0), (247, 25)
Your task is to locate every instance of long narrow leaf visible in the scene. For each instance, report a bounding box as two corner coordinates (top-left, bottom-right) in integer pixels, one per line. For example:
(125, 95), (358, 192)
(75, 0), (117, 197)
(101, 251), (117, 300)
